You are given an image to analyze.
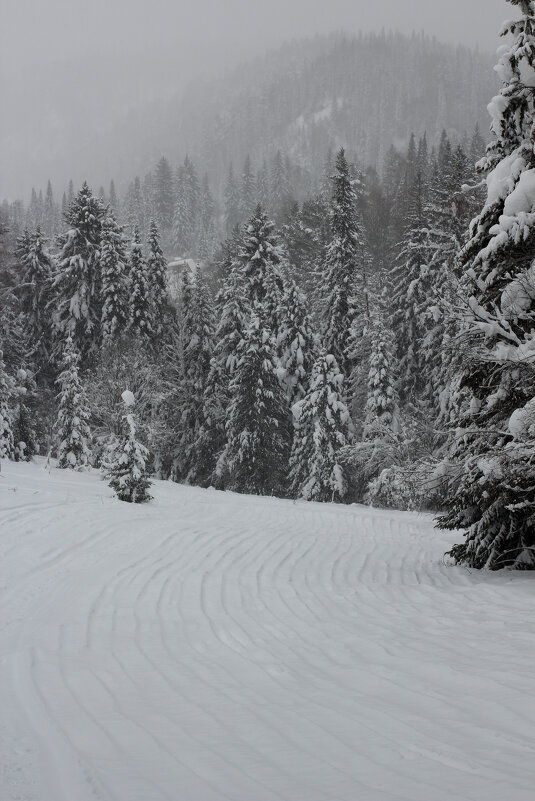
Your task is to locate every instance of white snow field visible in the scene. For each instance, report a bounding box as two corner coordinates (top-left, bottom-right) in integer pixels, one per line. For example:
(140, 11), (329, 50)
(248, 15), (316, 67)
(1, 460), (534, 801)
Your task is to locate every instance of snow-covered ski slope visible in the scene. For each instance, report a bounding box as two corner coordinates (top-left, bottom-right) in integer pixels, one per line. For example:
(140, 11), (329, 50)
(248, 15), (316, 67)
(1, 460), (534, 801)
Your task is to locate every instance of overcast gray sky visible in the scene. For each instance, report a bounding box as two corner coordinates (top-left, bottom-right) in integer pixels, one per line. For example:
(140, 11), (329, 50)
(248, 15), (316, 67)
(1, 0), (509, 69)
(0, 0), (512, 198)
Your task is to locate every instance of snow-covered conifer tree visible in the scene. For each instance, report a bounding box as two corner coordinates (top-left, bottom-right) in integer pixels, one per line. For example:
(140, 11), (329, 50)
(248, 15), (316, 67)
(128, 227), (153, 339)
(100, 211), (128, 344)
(146, 219), (169, 338)
(16, 227), (54, 354)
(390, 157), (431, 401)
(55, 335), (91, 470)
(320, 148), (369, 379)
(124, 176), (145, 237)
(53, 183), (105, 355)
(277, 278), (316, 406)
(195, 254), (250, 485)
(238, 205), (284, 316)
(106, 390), (152, 503)
(440, 0), (535, 569)
(289, 349), (352, 502)
(0, 349), (14, 460)
(226, 313), (291, 496)
(351, 301), (402, 498)
(174, 268), (215, 483)
(417, 141), (473, 408)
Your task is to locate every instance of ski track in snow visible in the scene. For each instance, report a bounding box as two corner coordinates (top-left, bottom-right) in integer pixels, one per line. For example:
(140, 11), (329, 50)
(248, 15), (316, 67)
(1, 460), (534, 801)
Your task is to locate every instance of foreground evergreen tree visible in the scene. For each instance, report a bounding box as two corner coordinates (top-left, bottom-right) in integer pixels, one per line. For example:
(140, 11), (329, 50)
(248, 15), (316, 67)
(11, 367), (39, 462)
(146, 220), (169, 338)
(352, 303), (403, 500)
(238, 205), (284, 311)
(55, 336), (91, 469)
(289, 350), (352, 502)
(16, 227), (54, 355)
(100, 212), (128, 344)
(320, 148), (369, 379)
(226, 313), (290, 496)
(13, 395), (38, 461)
(53, 183), (105, 355)
(128, 227), (153, 339)
(440, 0), (535, 569)
(277, 278), (316, 406)
(0, 349), (14, 460)
(173, 269), (215, 483)
(390, 157), (431, 402)
(106, 391), (152, 503)
(195, 257), (249, 485)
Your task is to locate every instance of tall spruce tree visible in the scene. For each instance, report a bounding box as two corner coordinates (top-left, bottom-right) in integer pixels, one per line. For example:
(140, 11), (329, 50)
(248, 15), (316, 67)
(124, 176), (145, 237)
(146, 219), (169, 338)
(100, 212), (128, 344)
(320, 148), (369, 379)
(16, 227), (54, 355)
(418, 141), (473, 409)
(390, 149), (432, 402)
(440, 0), (535, 570)
(352, 298), (402, 499)
(237, 205), (284, 319)
(13, 397), (38, 462)
(277, 278), (317, 407)
(0, 349), (14, 460)
(226, 312), (290, 496)
(289, 350), (352, 502)
(196, 254), (250, 486)
(53, 183), (105, 356)
(128, 227), (153, 339)
(174, 268), (215, 484)
(55, 335), (91, 469)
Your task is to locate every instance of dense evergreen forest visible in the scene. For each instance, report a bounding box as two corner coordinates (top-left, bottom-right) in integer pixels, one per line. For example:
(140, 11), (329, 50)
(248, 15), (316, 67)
(2, 0), (535, 571)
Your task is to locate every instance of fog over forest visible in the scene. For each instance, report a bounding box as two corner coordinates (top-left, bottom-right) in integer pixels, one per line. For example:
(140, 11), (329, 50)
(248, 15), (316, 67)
(1, 0), (506, 198)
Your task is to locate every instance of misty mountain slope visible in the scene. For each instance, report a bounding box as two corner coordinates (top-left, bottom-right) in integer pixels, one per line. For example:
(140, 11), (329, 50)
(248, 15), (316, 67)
(178, 32), (496, 181)
(1, 459), (534, 801)
(104, 31), (497, 194)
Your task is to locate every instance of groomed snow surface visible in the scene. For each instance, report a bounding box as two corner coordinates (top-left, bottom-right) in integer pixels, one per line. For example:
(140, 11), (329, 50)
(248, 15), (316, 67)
(1, 460), (534, 801)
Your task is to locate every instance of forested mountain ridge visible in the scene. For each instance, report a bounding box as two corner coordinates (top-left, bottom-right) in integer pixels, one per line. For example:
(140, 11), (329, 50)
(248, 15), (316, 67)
(177, 31), (496, 187)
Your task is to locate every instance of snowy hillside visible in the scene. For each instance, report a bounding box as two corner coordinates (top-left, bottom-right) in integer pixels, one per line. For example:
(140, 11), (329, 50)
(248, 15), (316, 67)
(1, 459), (534, 801)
